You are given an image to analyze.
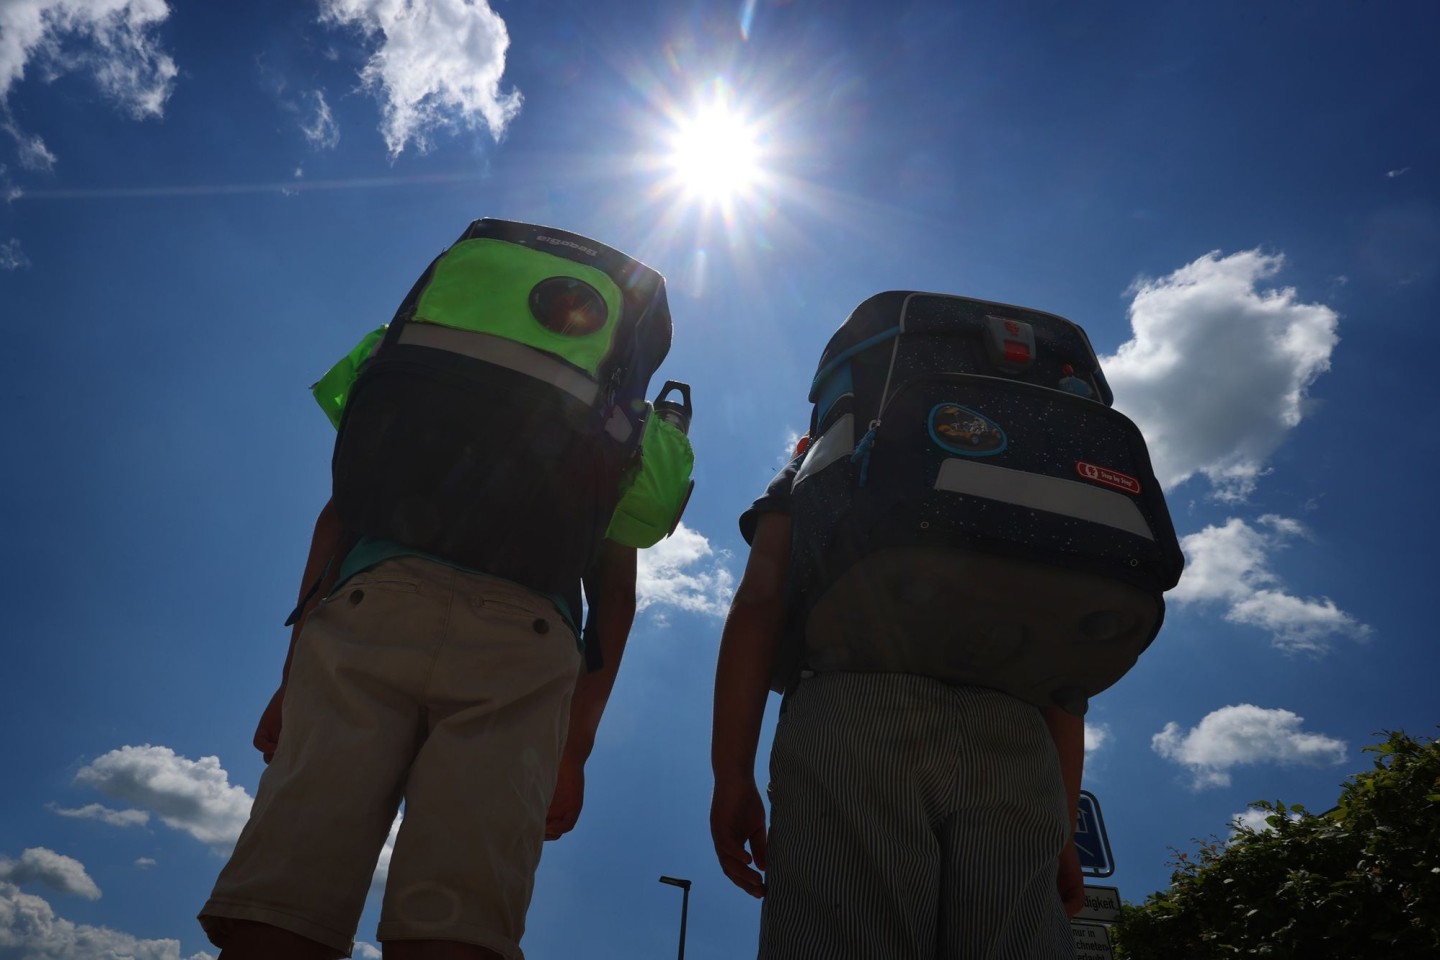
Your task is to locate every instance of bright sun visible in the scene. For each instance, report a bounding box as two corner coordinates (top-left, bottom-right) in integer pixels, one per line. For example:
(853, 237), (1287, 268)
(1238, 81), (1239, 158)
(665, 101), (763, 205)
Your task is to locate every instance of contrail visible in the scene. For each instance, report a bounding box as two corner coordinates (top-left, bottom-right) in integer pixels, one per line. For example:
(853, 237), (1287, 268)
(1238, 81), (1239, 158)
(12, 170), (485, 201)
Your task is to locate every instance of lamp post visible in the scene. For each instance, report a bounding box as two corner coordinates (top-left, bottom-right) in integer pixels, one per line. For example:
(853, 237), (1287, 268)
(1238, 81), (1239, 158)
(658, 875), (691, 960)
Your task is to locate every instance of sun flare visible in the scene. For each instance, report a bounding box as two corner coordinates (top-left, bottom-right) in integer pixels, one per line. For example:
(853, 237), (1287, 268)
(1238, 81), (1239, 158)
(665, 101), (763, 205)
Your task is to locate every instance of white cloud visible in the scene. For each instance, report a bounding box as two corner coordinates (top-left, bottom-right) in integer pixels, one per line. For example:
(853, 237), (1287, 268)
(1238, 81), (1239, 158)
(72, 744), (401, 887)
(2, 163), (22, 201)
(1229, 805), (1301, 836)
(134, 857), (157, 869)
(1170, 515), (1370, 653)
(48, 802), (150, 828)
(1151, 704), (1347, 789)
(1084, 722), (1110, 760)
(372, 815), (400, 886)
(318, 0), (521, 157)
(1386, 167), (1410, 179)
(2, 117), (56, 170)
(1104, 250), (1339, 502)
(0, 0), (177, 165)
(355, 943), (383, 959)
(1, 237), (30, 270)
(780, 430), (804, 467)
(0, 882), (212, 960)
(0, 849), (100, 900)
(299, 89), (340, 150)
(636, 523), (736, 618)
(73, 745), (252, 851)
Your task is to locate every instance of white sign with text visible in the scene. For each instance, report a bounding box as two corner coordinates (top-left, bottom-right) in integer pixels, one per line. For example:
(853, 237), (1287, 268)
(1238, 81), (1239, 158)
(1077, 884), (1122, 924)
(1071, 921), (1113, 960)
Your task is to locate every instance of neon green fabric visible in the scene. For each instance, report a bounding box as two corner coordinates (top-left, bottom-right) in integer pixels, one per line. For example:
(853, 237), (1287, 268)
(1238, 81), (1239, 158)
(312, 325), (387, 428)
(414, 239), (622, 377)
(606, 412), (696, 548)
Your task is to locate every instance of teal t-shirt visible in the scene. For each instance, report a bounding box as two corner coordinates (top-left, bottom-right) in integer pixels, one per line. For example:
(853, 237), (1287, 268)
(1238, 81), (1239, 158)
(331, 536), (580, 641)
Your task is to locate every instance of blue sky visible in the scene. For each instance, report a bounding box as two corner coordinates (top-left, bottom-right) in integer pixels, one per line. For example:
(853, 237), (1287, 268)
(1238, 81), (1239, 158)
(1, 1), (1436, 957)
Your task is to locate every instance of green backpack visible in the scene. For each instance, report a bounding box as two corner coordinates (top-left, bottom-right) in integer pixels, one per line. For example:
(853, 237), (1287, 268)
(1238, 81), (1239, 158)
(313, 218), (694, 637)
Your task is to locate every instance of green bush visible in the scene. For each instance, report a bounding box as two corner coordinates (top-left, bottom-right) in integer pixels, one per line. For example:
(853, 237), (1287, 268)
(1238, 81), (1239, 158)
(1112, 730), (1440, 959)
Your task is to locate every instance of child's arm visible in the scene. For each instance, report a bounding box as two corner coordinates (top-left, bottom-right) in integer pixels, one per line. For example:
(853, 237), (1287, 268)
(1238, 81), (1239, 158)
(253, 498), (346, 762)
(545, 540), (638, 840)
(710, 511), (792, 898)
(1042, 705), (1086, 916)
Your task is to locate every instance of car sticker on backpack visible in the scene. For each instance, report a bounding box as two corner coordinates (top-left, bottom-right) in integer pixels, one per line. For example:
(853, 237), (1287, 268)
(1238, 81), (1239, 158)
(1076, 461), (1141, 495)
(929, 403), (1007, 456)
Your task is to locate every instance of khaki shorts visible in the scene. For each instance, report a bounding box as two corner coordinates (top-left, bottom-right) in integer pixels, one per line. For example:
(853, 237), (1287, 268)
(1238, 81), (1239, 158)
(200, 556), (582, 959)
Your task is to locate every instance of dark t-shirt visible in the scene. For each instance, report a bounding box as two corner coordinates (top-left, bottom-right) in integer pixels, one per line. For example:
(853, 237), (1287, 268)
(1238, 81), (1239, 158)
(739, 456), (802, 544)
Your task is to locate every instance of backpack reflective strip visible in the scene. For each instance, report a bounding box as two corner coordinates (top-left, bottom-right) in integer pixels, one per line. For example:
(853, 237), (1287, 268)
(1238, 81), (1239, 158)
(397, 321), (601, 407)
(793, 413), (856, 486)
(934, 458), (1155, 540)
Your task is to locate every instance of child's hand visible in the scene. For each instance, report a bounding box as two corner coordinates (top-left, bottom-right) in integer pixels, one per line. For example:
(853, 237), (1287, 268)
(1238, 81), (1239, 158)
(545, 754), (585, 840)
(252, 685), (285, 764)
(1057, 839), (1084, 917)
(711, 776), (769, 898)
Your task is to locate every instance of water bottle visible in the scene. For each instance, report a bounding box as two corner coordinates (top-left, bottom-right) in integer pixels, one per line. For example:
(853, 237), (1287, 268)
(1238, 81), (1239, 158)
(653, 381), (693, 435)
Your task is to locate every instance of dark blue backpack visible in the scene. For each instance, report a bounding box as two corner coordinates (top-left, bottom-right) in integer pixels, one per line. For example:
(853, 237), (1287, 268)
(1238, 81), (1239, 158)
(782, 291), (1184, 715)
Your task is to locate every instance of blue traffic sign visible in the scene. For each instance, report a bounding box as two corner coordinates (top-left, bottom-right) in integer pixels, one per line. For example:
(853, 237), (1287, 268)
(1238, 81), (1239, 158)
(1075, 790), (1114, 878)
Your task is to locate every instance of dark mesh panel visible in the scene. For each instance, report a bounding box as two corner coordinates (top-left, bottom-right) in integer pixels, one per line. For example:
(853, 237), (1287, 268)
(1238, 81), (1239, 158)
(332, 346), (628, 602)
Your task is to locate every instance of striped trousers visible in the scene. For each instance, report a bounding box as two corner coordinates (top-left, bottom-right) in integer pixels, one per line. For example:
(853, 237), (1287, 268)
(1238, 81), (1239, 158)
(759, 673), (1074, 960)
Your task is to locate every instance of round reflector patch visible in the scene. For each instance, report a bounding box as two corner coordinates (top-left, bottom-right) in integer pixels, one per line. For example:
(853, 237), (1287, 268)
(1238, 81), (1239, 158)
(929, 403), (1007, 456)
(529, 277), (609, 336)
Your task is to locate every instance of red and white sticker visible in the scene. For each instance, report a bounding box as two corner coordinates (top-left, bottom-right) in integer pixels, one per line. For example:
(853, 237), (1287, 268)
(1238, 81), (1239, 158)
(1077, 461), (1141, 495)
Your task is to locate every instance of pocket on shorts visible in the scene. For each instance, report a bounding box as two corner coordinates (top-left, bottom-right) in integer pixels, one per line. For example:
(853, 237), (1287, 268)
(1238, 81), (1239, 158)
(321, 569), (423, 606)
(467, 581), (575, 648)
(479, 591), (552, 619)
